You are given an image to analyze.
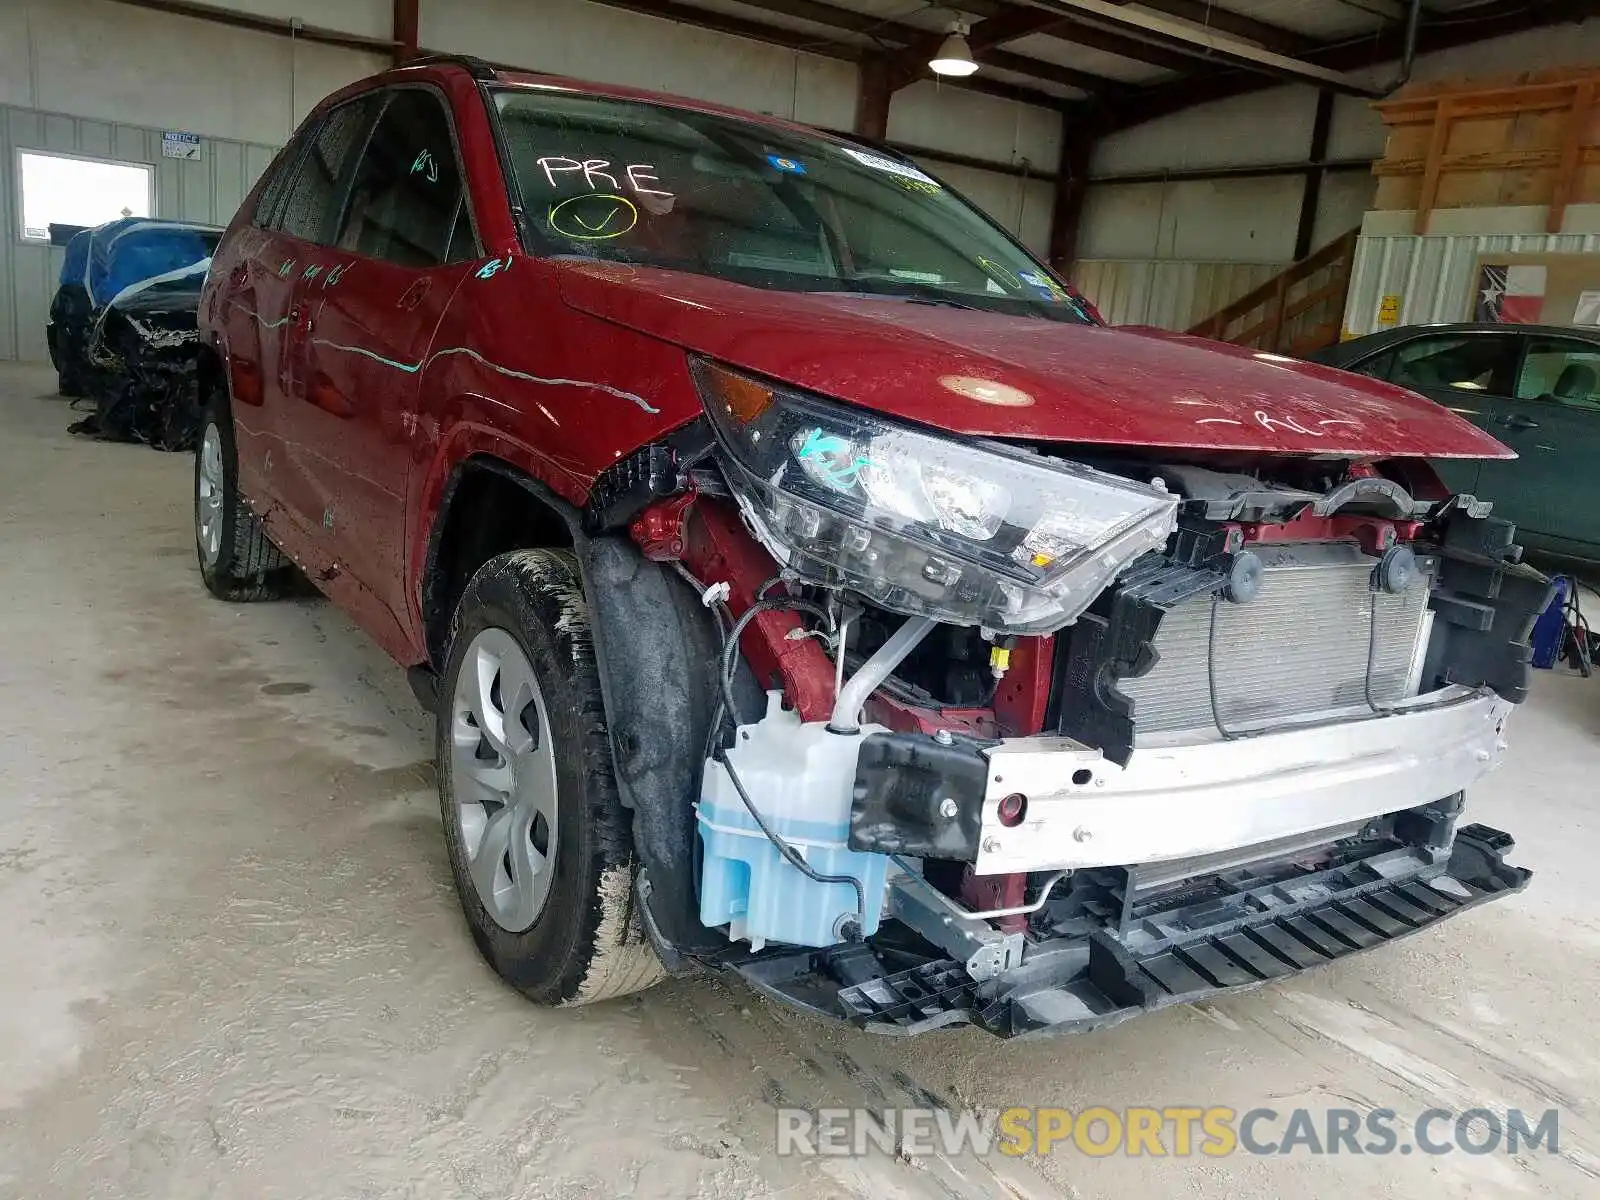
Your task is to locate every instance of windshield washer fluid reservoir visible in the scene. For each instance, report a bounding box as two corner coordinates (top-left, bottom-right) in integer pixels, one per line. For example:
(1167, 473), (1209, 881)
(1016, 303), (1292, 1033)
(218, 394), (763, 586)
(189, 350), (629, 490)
(698, 692), (890, 950)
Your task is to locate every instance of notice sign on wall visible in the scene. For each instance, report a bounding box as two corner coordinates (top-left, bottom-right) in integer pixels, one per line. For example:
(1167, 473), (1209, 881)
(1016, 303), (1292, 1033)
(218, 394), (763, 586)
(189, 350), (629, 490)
(162, 131), (201, 160)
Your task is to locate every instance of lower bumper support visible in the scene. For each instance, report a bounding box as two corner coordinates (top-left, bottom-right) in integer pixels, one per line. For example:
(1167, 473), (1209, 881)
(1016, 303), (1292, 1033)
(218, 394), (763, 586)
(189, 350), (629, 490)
(830, 824), (1528, 1037)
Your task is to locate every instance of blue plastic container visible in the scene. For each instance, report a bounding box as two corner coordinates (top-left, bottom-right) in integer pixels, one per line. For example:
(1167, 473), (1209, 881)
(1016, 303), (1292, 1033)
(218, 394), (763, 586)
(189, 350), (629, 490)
(697, 803), (889, 950)
(696, 696), (890, 950)
(1531, 576), (1570, 669)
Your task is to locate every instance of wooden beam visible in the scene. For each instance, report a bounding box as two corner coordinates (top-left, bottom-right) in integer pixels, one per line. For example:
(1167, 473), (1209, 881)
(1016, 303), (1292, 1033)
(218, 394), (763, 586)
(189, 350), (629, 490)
(1295, 88), (1334, 260)
(392, 0), (419, 63)
(1548, 78), (1596, 234)
(1413, 97), (1455, 234)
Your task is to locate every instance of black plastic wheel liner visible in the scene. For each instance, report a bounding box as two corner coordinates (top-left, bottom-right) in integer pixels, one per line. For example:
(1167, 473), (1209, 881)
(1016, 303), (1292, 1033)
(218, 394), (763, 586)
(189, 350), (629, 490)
(578, 534), (729, 958)
(731, 825), (1530, 1039)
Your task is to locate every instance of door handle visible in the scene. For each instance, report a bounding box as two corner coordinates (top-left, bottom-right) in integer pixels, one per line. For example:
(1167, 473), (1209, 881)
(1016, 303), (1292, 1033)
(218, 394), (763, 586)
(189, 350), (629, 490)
(1498, 413), (1540, 431)
(397, 279), (431, 311)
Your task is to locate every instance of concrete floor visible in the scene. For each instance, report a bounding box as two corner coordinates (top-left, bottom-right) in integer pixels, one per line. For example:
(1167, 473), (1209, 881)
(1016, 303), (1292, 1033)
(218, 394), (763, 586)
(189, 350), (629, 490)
(1, 361), (1598, 1199)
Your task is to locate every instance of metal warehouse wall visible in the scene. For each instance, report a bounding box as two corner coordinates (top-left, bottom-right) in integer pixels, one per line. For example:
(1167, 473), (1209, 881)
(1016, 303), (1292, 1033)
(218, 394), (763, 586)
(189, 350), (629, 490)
(1071, 258), (1286, 331)
(0, 106), (280, 362)
(1343, 206), (1600, 338)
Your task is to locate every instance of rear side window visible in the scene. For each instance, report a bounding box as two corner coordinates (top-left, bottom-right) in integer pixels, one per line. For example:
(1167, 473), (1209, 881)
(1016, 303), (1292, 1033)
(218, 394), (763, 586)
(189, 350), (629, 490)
(277, 97), (377, 244)
(1516, 338), (1600, 410)
(335, 88), (472, 268)
(251, 140), (305, 230)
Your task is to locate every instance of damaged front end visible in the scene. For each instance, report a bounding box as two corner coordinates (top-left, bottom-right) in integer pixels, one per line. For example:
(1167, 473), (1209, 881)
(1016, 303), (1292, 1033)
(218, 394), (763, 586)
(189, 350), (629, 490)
(73, 279), (206, 451)
(610, 361), (1546, 1039)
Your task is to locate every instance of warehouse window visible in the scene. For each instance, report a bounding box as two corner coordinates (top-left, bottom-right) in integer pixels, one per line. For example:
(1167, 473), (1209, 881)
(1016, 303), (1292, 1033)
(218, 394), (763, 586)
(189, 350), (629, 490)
(17, 150), (153, 241)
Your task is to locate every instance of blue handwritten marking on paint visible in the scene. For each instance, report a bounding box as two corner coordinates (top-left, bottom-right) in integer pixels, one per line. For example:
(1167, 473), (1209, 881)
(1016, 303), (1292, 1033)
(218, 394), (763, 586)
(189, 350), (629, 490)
(303, 264), (323, 280)
(228, 298), (291, 328)
(278, 259), (296, 278)
(475, 257), (509, 280)
(306, 339), (661, 414)
(410, 149), (439, 183)
(322, 263), (349, 288)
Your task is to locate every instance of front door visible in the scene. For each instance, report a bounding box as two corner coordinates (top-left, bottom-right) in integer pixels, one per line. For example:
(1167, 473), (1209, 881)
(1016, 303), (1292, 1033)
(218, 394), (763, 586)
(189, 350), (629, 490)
(1377, 330), (1525, 500)
(297, 86), (480, 625)
(1472, 334), (1600, 552)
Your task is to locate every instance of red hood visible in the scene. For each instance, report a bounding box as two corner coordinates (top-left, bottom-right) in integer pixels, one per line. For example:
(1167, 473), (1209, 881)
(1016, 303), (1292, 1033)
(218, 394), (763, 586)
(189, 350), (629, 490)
(554, 263), (1511, 460)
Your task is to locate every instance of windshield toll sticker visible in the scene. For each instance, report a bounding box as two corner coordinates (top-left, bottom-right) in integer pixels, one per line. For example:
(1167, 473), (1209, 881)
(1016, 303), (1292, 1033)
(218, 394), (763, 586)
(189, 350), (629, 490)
(548, 194), (638, 241)
(841, 146), (938, 187)
(766, 154), (806, 175)
(1017, 270), (1065, 301)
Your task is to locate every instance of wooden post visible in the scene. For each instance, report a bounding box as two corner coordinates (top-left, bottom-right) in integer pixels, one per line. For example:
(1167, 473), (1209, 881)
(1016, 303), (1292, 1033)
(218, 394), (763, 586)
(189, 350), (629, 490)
(392, 0), (419, 63)
(854, 54), (893, 141)
(1414, 97), (1455, 235)
(1047, 117), (1096, 277)
(1548, 78), (1596, 234)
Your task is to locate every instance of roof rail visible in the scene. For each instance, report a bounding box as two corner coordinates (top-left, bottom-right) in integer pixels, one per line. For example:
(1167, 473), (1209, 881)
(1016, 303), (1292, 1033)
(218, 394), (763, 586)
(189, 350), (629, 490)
(394, 53), (498, 81)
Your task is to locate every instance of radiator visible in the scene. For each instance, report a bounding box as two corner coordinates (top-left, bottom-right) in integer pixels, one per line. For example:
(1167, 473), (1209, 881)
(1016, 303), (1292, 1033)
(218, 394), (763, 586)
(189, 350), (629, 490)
(1121, 542), (1433, 738)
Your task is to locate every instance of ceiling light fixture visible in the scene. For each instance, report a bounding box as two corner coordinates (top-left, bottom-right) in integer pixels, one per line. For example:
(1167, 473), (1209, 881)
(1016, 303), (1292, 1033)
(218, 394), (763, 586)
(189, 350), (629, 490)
(929, 19), (979, 77)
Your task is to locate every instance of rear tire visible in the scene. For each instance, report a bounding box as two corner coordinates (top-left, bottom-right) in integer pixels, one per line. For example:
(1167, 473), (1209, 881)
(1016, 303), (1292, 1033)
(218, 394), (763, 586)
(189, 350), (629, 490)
(437, 548), (665, 1005)
(194, 391), (293, 602)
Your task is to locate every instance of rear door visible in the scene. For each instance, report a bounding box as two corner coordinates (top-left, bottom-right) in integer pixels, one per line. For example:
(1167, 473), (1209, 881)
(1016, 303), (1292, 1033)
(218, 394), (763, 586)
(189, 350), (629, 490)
(297, 85), (480, 621)
(213, 123), (314, 503)
(1472, 334), (1600, 550)
(262, 94), (382, 540)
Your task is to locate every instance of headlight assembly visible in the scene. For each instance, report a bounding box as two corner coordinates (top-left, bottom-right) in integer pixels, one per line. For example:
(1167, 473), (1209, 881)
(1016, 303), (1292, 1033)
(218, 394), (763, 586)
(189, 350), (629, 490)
(692, 359), (1178, 634)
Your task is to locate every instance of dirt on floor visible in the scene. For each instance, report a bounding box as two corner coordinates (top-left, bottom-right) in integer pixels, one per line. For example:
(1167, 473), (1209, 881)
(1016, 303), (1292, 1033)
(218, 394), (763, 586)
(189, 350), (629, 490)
(1, 363), (1597, 1199)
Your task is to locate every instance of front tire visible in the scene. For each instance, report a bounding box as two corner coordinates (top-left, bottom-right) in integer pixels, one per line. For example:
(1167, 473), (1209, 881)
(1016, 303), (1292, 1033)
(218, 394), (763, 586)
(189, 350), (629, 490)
(438, 548), (664, 1005)
(194, 392), (293, 602)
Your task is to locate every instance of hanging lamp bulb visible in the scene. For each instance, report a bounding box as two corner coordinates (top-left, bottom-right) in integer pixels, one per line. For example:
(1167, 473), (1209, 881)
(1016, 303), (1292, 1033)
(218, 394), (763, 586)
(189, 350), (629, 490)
(929, 20), (979, 77)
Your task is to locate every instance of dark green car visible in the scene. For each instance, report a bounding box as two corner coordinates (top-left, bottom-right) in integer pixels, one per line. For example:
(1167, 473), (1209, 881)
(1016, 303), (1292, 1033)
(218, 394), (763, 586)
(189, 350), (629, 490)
(1311, 323), (1600, 562)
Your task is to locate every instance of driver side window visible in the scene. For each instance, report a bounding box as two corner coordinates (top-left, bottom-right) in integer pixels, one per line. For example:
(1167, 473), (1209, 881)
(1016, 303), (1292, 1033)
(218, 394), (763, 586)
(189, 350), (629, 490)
(1381, 334), (1520, 396)
(334, 87), (475, 268)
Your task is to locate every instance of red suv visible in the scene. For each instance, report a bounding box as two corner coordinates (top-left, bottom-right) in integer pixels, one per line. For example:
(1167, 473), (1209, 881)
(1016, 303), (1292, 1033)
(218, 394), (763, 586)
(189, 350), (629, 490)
(195, 55), (1546, 1037)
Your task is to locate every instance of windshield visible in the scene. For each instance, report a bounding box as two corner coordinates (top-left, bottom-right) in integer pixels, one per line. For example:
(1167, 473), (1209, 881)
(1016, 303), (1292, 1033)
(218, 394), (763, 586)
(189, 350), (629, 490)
(490, 87), (1093, 323)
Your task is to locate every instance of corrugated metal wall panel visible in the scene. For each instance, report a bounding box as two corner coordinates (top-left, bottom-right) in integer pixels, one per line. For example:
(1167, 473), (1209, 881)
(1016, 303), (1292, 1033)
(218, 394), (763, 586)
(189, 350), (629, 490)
(2, 103), (279, 363)
(1344, 227), (1600, 336)
(1071, 259), (1286, 330)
